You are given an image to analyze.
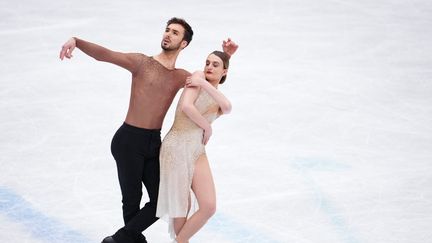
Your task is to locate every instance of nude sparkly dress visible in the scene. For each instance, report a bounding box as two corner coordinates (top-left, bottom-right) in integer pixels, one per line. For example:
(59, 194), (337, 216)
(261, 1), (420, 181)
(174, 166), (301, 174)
(156, 88), (219, 226)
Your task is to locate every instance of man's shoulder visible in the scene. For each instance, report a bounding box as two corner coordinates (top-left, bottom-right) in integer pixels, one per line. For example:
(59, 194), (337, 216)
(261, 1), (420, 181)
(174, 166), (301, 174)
(124, 52), (147, 64)
(174, 68), (191, 77)
(134, 53), (148, 60)
(133, 53), (158, 67)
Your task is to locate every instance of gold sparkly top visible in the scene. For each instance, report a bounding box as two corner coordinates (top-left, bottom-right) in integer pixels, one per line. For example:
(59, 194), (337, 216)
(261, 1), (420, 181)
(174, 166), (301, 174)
(171, 88), (220, 132)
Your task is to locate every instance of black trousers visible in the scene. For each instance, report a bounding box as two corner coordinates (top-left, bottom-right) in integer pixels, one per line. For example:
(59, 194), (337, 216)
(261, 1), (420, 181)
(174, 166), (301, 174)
(111, 122), (161, 234)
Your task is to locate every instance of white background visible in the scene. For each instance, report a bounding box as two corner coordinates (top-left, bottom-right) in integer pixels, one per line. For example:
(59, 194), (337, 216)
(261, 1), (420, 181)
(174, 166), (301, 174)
(1, 0), (431, 242)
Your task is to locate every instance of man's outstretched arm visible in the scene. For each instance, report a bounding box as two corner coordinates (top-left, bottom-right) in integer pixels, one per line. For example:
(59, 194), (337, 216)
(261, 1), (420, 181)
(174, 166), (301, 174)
(59, 37), (141, 74)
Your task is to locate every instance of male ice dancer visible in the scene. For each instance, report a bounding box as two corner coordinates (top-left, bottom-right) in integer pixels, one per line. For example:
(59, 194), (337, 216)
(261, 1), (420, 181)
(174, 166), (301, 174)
(59, 17), (238, 243)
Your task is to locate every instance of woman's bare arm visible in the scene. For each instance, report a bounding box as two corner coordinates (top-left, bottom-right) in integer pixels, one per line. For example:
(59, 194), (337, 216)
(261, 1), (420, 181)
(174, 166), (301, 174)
(186, 71), (232, 114)
(180, 86), (213, 145)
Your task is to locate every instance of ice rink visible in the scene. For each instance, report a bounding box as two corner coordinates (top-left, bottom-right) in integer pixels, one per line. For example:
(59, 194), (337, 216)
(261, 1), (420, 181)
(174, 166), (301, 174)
(1, 0), (432, 242)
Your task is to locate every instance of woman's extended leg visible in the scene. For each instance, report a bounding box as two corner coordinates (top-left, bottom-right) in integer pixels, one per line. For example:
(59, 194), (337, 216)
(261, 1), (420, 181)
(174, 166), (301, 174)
(175, 154), (216, 243)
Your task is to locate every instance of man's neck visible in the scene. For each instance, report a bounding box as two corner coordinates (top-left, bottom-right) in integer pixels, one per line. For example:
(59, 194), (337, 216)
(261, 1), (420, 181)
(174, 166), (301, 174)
(153, 50), (180, 70)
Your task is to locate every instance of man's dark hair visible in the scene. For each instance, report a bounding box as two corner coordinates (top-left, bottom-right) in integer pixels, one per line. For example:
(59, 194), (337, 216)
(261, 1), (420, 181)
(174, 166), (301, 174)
(167, 17), (193, 47)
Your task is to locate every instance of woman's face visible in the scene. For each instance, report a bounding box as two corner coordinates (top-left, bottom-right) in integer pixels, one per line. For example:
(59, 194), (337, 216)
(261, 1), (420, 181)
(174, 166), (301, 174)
(204, 54), (227, 83)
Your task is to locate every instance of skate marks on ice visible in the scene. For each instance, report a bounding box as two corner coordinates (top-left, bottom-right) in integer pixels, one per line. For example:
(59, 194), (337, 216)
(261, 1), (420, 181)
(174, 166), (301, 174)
(0, 186), (91, 243)
(293, 158), (360, 243)
(206, 212), (284, 243)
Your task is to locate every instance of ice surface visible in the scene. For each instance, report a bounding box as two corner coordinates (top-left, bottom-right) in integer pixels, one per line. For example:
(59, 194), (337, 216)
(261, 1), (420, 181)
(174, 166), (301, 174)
(1, 0), (432, 242)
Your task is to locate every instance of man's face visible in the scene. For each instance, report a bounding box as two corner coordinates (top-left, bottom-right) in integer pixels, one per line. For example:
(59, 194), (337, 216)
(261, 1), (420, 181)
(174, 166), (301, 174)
(161, 23), (186, 51)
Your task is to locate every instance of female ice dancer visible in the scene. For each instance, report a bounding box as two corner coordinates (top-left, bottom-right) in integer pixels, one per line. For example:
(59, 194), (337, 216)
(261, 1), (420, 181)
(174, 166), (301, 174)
(156, 46), (237, 243)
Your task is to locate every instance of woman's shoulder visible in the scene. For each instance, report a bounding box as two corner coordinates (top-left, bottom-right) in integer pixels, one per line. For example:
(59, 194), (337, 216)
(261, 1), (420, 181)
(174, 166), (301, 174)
(191, 70), (205, 77)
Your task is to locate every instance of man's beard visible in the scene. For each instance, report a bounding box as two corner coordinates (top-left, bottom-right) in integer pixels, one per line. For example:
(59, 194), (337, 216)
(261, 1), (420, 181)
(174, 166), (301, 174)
(161, 41), (181, 51)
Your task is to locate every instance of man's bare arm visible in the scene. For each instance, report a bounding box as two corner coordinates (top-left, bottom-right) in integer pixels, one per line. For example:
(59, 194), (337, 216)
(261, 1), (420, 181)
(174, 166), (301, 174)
(60, 37), (141, 74)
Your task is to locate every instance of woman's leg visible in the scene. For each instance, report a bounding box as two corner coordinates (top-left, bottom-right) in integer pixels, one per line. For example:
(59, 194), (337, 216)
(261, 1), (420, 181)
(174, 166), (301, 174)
(173, 195), (192, 235)
(175, 154), (216, 243)
(173, 217), (187, 236)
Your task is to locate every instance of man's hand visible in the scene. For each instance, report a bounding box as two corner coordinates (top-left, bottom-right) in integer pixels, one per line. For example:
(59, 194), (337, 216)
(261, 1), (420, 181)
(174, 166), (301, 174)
(222, 38), (239, 57)
(59, 37), (77, 60)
